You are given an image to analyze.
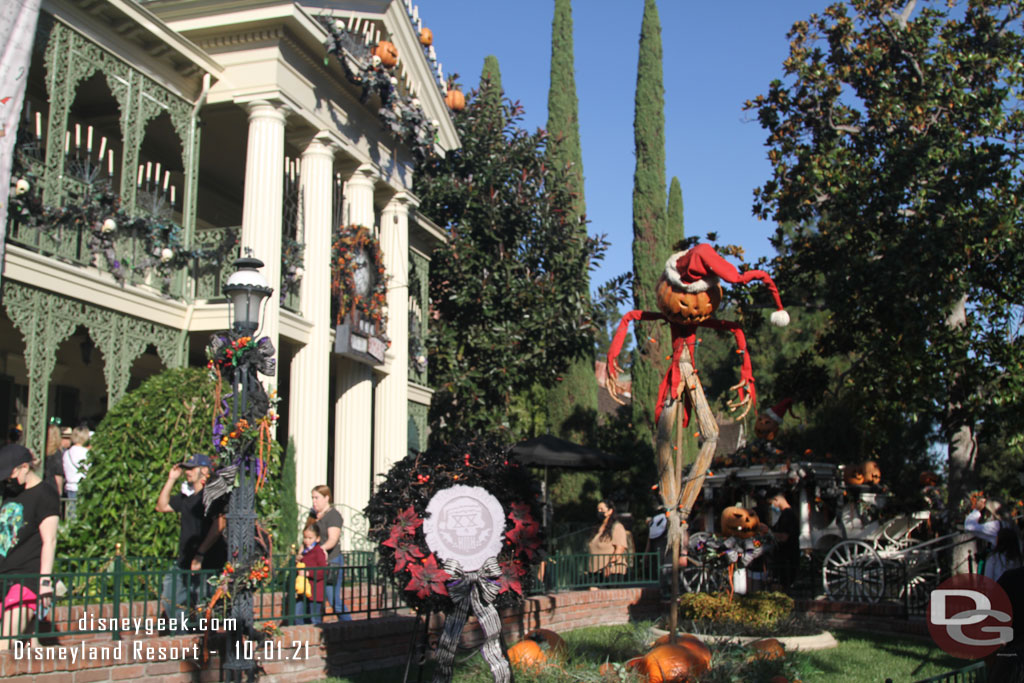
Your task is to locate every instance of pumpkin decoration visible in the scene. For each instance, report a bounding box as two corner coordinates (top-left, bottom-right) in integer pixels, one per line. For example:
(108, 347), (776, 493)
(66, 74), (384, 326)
(720, 506), (761, 538)
(419, 27), (433, 46)
(754, 398), (795, 441)
(372, 40), (398, 67)
(843, 464), (865, 486)
(651, 634), (711, 675)
(919, 471), (940, 487)
(641, 644), (703, 683)
(507, 639), (545, 670)
(748, 637), (786, 661)
(655, 275), (723, 325)
(861, 460), (881, 485)
(525, 628), (567, 660)
(445, 88), (466, 112)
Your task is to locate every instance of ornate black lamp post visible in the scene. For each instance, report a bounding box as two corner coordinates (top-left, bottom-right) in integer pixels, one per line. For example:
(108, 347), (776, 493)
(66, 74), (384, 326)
(222, 256), (272, 681)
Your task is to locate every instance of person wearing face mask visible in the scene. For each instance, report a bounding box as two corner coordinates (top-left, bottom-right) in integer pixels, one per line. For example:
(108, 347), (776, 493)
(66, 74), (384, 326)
(0, 443), (60, 649)
(767, 489), (799, 588)
(588, 499), (629, 582)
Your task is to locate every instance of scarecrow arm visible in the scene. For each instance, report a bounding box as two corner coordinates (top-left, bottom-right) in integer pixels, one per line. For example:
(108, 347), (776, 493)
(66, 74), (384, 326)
(701, 318), (756, 417)
(605, 310), (665, 404)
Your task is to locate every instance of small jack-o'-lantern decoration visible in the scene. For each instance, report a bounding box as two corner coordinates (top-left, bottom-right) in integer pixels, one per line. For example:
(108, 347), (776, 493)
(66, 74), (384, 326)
(919, 471), (940, 487)
(720, 506), (761, 538)
(445, 88), (466, 112)
(654, 275), (722, 325)
(861, 460), (881, 485)
(748, 637), (786, 661)
(525, 629), (567, 660)
(844, 464), (865, 486)
(419, 27), (433, 46)
(508, 639), (544, 670)
(372, 40), (399, 67)
(651, 634), (711, 674)
(754, 398), (794, 441)
(641, 644), (703, 683)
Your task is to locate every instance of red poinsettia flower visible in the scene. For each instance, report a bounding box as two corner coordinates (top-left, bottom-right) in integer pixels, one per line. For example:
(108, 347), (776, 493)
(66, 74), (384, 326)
(394, 506), (423, 536)
(405, 554), (451, 600)
(383, 532), (426, 572)
(507, 502), (536, 531)
(505, 523), (542, 560)
(497, 560), (526, 595)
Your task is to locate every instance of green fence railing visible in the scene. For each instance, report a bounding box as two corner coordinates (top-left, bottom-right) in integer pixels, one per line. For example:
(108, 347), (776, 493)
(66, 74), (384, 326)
(913, 661), (987, 683)
(539, 551), (662, 593)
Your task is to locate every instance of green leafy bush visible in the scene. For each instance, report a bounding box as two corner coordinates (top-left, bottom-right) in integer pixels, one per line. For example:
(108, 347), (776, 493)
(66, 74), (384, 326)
(59, 367), (282, 560)
(678, 591), (794, 631)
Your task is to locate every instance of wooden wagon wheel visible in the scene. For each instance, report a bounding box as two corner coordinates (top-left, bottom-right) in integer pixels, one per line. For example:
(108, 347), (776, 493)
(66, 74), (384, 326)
(679, 533), (728, 594)
(823, 539), (885, 603)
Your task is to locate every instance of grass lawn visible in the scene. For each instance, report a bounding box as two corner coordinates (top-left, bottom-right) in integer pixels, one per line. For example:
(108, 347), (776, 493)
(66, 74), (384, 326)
(316, 623), (975, 682)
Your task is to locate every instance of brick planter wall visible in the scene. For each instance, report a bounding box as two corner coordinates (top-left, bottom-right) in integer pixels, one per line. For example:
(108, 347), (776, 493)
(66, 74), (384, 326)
(0, 587), (662, 681)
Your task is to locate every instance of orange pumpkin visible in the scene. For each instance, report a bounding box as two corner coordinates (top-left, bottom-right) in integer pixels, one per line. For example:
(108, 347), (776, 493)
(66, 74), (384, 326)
(525, 628), (567, 660)
(373, 40), (399, 67)
(445, 89), (466, 112)
(419, 28), (433, 46)
(642, 644), (702, 683)
(720, 506), (761, 538)
(507, 639), (545, 670)
(748, 638), (785, 660)
(844, 465), (865, 486)
(919, 471), (939, 487)
(754, 411), (781, 441)
(861, 460), (881, 485)
(651, 634), (711, 675)
(655, 275), (723, 325)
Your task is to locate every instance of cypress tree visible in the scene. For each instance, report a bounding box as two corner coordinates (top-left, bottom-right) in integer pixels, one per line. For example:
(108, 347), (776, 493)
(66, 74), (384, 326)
(480, 55), (504, 131)
(545, 0), (598, 443)
(631, 0), (671, 448)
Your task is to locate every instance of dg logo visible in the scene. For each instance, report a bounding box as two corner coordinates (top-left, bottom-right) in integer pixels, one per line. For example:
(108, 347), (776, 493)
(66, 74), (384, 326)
(928, 573), (1013, 659)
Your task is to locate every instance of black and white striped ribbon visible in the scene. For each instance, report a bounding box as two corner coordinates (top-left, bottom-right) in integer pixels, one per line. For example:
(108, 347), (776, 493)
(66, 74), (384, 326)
(431, 557), (510, 683)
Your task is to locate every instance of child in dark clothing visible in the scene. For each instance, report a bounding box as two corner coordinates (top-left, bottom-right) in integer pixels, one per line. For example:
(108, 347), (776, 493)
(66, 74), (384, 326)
(296, 523), (327, 625)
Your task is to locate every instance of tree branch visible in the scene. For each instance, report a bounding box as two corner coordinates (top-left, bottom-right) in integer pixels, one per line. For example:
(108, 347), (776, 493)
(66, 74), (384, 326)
(880, 6), (926, 84)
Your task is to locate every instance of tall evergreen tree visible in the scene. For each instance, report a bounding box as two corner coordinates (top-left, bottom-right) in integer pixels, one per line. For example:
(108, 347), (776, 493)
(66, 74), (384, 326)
(480, 55), (504, 131)
(630, 0), (672, 449)
(545, 0), (598, 443)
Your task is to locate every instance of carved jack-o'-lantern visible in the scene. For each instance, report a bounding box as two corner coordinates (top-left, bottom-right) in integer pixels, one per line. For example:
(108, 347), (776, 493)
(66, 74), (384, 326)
(508, 639), (544, 670)
(419, 27), (433, 46)
(372, 40), (399, 67)
(754, 413), (780, 441)
(641, 644), (703, 683)
(844, 465), (865, 486)
(445, 88), (466, 112)
(720, 506), (761, 538)
(651, 634), (711, 674)
(861, 460), (881, 485)
(654, 275), (723, 325)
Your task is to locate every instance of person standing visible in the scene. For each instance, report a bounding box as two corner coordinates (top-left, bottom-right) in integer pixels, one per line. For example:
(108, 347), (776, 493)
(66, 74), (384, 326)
(155, 454), (226, 631)
(43, 424), (64, 498)
(588, 499), (629, 581)
(0, 444), (59, 648)
(768, 490), (800, 588)
(295, 523), (327, 625)
(310, 485), (351, 620)
(61, 425), (90, 520)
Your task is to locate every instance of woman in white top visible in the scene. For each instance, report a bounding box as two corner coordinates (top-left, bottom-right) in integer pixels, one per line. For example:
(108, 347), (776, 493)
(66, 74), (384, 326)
(62, 425), (90, 519)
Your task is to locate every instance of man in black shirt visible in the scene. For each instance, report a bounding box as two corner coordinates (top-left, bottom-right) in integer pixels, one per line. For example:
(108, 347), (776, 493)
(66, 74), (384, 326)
(768, 490), (800, 588)
(155, 454), (225, 631)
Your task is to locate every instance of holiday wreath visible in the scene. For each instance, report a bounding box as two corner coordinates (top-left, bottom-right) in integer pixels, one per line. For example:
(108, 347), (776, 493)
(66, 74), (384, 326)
(332, 224), (388, 334)
(365, 439), (544, 613)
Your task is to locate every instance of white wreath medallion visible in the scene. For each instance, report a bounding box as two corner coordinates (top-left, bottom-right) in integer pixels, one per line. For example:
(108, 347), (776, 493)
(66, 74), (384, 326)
(423, 485), (505, 572)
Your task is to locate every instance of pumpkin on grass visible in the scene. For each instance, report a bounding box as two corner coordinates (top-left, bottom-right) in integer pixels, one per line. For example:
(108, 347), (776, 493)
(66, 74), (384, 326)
(748, 637), (785, 661)
(525, 628), (567, 660)
(641, 644), (704, 683)
(651, 633), (711, 673)
(507, 639), (545, 671)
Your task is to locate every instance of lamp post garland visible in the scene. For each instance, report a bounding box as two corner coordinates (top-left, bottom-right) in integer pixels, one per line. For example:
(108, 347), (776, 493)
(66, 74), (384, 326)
(205, 256), (275, 680)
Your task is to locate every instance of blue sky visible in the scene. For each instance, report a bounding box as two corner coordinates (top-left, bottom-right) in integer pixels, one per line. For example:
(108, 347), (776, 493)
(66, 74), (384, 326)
(419, 0), (830, 293)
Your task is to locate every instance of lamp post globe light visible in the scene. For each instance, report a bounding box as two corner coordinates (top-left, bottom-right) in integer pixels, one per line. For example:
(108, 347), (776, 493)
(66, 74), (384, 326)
(221, 256), (272, 680)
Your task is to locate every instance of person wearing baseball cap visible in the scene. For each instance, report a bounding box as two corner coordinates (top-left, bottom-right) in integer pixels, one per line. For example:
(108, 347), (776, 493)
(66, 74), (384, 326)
(155, 453), (226, 632)
(0, 444), (59, 648)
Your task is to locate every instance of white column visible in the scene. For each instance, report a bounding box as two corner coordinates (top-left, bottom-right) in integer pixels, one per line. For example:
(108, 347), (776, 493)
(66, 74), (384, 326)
(374, 191), (417, 481)
(240, 100), (286, 372)
(334, 163), (377, 529)
(288, 134), (335, 511)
